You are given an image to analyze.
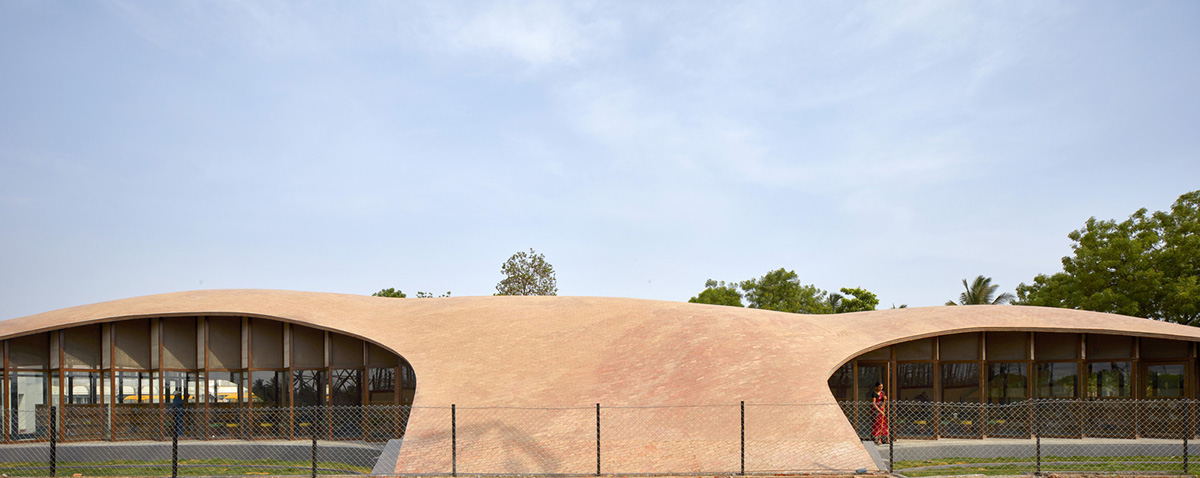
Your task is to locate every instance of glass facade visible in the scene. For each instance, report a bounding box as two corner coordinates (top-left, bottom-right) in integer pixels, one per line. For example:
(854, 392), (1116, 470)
(987, 362), (1028, 404)
(8, 371), (47, 439)
(1035, 362), (1077, 399)
(940, 363), (980, 402)
(831, 332), (1198, 439)
(1145, 363), (1185, 398)
(0, 316), (414, 443)
(1088, 362), (1131, 398)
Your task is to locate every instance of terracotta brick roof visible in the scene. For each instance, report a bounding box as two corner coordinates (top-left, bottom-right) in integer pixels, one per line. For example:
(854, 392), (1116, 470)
(5, 290), (1199, 472)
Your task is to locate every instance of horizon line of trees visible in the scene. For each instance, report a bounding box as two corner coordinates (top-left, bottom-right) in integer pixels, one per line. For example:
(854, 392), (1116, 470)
(687, 190), (1198, 325)
(688, 269), (891, 314)
(370, 190), (1198, 326)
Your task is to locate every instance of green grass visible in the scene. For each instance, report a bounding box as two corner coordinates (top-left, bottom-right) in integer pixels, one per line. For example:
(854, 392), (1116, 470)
(0, 458), (372, 476)
(896, 455), (1200, 476)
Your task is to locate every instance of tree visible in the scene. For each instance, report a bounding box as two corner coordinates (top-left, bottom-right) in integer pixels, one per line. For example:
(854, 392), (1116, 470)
(416, 291), (452, 298)
(372, 288), (406, 298)
(740, 268), (830, 314)
(946, 275), (1014, 305)
(832, 287), (879, 313)
(495, 248), (558, 296)
(688, 279), (744, 307)
(1016, 190), (1200, 325)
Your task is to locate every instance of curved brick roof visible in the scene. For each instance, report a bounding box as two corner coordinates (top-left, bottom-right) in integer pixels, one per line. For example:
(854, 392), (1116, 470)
(5, 290), (1200, 473)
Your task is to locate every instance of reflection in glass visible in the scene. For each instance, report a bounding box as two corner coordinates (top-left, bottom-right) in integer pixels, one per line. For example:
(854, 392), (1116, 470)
(988, 362), (1028, 404)
(1036, 362), (1077, 399)
(64, 371), (102, 405)
(249, 371), (286, 438)
(251, 371), (284, 406)
(856, 364), (885, 401)
(369, 368), (397, 405)
(332, 369), (363, 406)
(1088, 362), (1131, 398)
(9, 371), (47, 440)
(940, 363), (980, 402)
(207, 371), (244, 404)
(292, 370), (326, 407)
(115, 371), (156, 404)
(292, 370), (327, 437)
(897, 363), (934, 401)
(161, 371), (199, 405)
(1145, 364), (1185, 398)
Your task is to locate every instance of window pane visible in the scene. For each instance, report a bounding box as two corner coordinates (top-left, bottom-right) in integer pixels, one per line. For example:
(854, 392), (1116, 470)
(1145, 363), (1185, 398)
(161, 371), (199, 405)
(940, 363), (980, 402)
(250, 371), (283, 406)
(331, 369), (362, 406)
(1088, 361), (1131, 398)
(292, 370), (326, 407)
(988, 362), (1028, 404)
(856, 364), (885, 401)
(116, 371), (156, 404)
(62, 371), (105, 440)
(9, 371), (47, 440)
(208, 371), (244, 404)
(896, 363), (934, 401)
(369, 367), (397, 405)
(249, 370), (286, 439)
(292, 369), (327, 437)
(64, 371), (102, 405)
(827, 363), (852, 401)
(1035, 362), (1077, 398)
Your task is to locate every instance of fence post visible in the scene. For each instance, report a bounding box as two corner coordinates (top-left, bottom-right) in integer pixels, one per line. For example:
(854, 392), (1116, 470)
(49, 406), (56, 478)
(740, 401), (745, 476)
(311, 415), (318, 478)
(1184, 435), (1189, 475)
(451, 404), (457, 477)
(887, 398), (893, 473)
(171, 407), (180, 478)
(595, 403), (601, 476)
(1035, 401), (1041, 476)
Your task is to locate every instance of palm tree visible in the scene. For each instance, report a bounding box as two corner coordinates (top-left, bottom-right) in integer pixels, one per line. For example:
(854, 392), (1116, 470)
(946, 275), (1015, 305)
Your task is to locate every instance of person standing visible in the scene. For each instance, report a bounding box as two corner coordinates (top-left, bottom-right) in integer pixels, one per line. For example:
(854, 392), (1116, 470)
(871, 381), (889, 445)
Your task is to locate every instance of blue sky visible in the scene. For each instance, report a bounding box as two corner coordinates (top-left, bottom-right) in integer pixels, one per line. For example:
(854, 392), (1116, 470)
(2, 1), (1198, 319)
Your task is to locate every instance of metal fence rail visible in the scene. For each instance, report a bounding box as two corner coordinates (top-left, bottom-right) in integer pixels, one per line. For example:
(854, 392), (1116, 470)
(0, 399), (1196, 476)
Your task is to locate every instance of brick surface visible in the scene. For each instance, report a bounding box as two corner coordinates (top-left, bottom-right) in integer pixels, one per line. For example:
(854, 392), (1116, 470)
(5, 291), (1200, 473)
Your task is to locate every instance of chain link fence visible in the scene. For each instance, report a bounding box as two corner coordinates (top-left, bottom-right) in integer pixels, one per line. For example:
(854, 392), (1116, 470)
(884, 399), (1197, 476)
(0, 405), (402, 477)
(0, 399), (1196, 476)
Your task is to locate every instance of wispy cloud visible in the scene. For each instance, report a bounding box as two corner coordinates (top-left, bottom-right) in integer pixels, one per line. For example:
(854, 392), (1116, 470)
(431, 1), (614, 69)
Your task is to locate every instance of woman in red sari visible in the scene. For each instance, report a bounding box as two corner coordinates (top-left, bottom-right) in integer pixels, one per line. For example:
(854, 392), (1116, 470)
(871, 381), (889, 444)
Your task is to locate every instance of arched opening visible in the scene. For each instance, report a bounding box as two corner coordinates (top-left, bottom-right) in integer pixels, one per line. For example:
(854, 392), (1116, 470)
(828, 332), (1196, 440)
(0, 315), (415, 443)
